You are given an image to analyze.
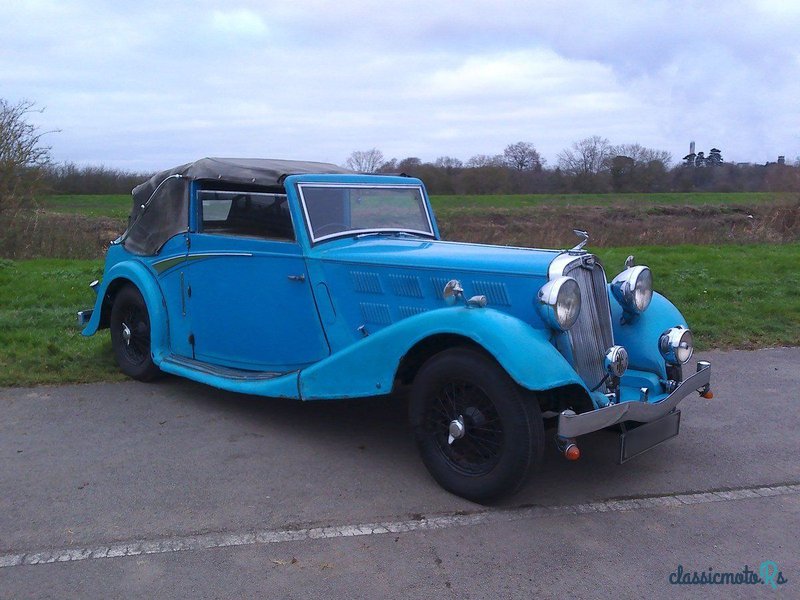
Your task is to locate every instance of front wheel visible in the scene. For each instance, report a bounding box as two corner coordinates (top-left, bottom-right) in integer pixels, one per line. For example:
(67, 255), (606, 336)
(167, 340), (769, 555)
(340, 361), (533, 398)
(110, 285), (161, 381)
(409, 348), (544, 503)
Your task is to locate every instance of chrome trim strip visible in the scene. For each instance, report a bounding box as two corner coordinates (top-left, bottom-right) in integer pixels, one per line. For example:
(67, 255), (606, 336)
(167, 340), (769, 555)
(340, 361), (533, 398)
(152, 255), (185, 274)
(152, 252), (254, 274)
(557, 363), (712, 438)
(296, 183), (436, 244)
(185, 252), (254, 259)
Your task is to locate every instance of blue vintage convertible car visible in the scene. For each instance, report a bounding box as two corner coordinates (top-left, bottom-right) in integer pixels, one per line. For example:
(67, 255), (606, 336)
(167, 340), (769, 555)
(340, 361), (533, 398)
(79, 158), (712, 502)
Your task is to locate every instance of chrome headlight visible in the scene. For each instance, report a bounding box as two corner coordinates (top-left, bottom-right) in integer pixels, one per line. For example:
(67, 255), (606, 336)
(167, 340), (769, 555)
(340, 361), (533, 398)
(611, 265), (653, 314)
(660, 326), (694, 365)
(538, 276), (581, 331)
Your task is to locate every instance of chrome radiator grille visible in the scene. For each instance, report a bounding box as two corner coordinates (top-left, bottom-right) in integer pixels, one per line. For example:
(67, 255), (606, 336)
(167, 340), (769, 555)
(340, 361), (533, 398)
(564, 259), (614, 389)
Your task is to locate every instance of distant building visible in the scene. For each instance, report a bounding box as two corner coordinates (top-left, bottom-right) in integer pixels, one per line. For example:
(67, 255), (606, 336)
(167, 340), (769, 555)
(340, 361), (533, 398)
(683, 141), (697, 167)
(683, 142), (723, 167)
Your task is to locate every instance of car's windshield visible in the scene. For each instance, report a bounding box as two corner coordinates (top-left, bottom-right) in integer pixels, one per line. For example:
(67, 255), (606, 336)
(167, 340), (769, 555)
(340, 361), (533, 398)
(298, 184), (434, 242)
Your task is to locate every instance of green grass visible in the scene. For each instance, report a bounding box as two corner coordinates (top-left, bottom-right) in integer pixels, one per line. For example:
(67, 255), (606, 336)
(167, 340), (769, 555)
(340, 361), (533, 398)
(38, 191), (796, 221)
(594, 244), (800, 350)
(1, 245), (798, 386)
(0, 258), (124, 386)
(430, 191), (794, 211)
(40, 194), (130, 219)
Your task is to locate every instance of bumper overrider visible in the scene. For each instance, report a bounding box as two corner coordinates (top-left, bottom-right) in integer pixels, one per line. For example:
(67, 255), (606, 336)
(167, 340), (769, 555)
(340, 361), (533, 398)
(557, 361), (712, 438)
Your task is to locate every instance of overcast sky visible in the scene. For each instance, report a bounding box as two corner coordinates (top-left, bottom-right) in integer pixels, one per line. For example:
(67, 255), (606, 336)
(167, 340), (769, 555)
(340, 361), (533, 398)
(2, 0), (798, 171)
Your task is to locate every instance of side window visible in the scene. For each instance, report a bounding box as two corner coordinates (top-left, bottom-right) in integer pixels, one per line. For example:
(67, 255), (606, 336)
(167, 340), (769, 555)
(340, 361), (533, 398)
(199, 190), (295, 241)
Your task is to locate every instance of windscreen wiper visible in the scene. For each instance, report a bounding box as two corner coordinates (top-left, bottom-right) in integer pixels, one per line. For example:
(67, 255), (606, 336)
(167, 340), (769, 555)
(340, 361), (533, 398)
(355, 230), (427, 239)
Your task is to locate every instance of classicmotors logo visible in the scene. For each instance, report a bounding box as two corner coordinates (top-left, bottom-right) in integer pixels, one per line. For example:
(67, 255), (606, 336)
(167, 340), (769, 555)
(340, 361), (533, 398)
(669, 561), (788, 589)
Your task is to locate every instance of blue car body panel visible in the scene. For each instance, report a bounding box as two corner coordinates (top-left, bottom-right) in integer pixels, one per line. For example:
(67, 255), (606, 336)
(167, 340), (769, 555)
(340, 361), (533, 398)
(298, 307), (585, 400)
(172, 233), (330, 371)
(82, 245), (170, 357)
(610, 291), (687, 380)
(305, 237), (559, 354)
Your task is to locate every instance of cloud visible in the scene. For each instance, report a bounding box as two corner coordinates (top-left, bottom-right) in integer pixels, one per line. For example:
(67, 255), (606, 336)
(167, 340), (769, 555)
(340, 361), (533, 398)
(210, 8), (268, 37)
(1, 0), (798, 169)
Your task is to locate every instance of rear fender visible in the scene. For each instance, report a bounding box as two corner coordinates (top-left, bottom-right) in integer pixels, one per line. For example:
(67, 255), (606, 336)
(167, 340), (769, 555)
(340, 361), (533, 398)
(81, 260), (169, 361)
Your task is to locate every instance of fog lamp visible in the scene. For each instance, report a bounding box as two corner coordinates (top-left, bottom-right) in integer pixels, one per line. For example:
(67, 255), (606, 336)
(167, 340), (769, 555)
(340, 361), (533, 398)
(660, 326), (694, 365)
(604, 345), (629, 377)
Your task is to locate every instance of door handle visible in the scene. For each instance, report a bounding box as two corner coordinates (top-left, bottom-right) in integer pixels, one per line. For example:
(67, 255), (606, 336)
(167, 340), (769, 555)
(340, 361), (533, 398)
(288, 274), (306, 282)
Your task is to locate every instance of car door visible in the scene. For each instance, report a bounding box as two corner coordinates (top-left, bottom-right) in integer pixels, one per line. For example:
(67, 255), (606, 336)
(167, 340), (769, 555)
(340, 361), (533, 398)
(151, 232), (193, 359)
(183, 189), (330, 371)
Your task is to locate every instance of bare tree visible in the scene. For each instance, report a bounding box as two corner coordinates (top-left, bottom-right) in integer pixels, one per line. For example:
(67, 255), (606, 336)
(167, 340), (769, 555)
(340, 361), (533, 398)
(465, 154), (504, 168)
(396, 157), (422, 173)
(503, 141), (543, 171)
(557, 135), (613, 176)
(610, 143), (672, 192)
(377, 158), (398, 173)
(434, 156), (463, 170)
(0, 98), (52, 212)
(611, 143), (672, 168)
(345, 148), (384, 172)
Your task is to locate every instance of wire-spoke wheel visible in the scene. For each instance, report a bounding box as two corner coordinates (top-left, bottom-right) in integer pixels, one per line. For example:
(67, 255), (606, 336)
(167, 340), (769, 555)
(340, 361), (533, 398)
(427, 380), (504, 476)
(409, 348), (544, 503)
(110, 285), (161, 381)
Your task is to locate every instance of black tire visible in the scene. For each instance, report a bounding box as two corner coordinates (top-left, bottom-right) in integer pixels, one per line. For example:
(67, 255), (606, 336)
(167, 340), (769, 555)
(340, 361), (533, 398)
(409, 348), (544, 503)
(110, 285), (161, 382)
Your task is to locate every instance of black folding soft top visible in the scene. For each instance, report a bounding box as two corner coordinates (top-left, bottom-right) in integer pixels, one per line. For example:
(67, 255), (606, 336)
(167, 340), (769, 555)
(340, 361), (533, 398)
(123, 157), (351, 255)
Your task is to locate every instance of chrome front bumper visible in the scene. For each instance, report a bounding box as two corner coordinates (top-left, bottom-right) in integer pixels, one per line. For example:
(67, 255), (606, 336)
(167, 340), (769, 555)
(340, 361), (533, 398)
(557, 362), (712, 438)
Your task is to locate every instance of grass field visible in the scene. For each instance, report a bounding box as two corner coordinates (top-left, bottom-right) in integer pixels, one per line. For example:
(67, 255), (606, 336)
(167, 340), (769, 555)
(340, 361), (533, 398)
(40, 194), (131, 219)
(0, 258), (124, 386)
(1, 245), (798, 386)
(431, 191), (795, 210)
(39, 191), (796, 220)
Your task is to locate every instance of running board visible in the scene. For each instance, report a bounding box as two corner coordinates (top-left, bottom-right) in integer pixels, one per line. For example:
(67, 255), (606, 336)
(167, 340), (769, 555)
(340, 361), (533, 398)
(161, 355), (290, 381)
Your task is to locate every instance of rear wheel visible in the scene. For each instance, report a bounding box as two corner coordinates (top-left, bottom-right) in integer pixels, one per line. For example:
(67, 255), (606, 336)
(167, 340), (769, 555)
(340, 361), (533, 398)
(409, 348), (544, 503)
(110, 285), (160, 381)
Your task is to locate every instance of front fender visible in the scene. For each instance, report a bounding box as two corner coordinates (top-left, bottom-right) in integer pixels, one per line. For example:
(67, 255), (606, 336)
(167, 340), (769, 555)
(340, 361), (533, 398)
(81, 260), (169, 360)
(611, 291), (687, 379)
(298, 307), (586, 400)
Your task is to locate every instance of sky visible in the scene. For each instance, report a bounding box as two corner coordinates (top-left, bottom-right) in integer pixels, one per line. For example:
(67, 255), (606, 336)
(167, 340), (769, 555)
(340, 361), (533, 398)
(2, 0), (799, 171)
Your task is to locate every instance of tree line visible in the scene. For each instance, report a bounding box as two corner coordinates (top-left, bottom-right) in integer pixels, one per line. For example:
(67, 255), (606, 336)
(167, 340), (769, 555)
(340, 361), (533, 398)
(38, 140), (800, 196)
(2, 98), (798, 210)
(347, 139), (800, 195)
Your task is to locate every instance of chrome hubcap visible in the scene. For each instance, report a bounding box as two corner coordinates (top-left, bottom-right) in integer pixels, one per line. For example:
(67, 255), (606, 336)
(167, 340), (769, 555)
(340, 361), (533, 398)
(122, 323), (132, 346)
(448, 416), (466, 445)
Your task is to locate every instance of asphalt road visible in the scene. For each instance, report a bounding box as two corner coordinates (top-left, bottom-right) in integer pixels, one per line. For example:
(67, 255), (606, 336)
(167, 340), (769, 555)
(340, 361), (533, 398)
(1, 348), (798, 599)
